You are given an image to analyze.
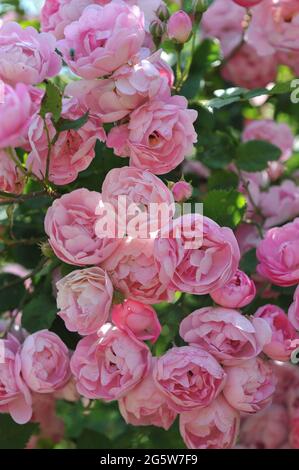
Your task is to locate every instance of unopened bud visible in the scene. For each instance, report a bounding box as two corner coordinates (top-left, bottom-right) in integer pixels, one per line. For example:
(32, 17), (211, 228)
(192, 0), (209, 15)
(40, 241), (55, 259)
(156, 4), (170, 22)
(171, 181), (193, 203)
(149, 19), (166, 47)
(167, 11), (193, 44)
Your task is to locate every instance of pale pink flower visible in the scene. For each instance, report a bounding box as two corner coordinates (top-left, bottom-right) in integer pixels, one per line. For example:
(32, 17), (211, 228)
(210, 270), (256, 308)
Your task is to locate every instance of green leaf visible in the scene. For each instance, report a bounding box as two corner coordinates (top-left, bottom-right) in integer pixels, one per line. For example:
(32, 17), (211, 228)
(203, 189), (247, 228)
(0, 415), (38, 449)
(0, 274), (26, 314)
(207, 96), (241, 109)
(236, 140), (281, 172)
(243, 88), (269, 99)
(208, 170), (239, 190)
(55, 112), (89, 132)
(285, 153), (299, 174)
(77, 429), (111, 449)
(270, 81), (292, 95)
(40, 81), (62, 123)
(197, 131), (236, 169)
(240, 248), (258, 275)
(22, 293), (57, 332)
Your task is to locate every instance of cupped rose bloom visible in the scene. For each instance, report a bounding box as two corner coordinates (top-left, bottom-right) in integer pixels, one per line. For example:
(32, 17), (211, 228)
(102, 237), (174, 304)
(70, 323), (151, 401)
(201, 0), (245, 57)
(223, 358), (276, 413)
(119, 358), (177, 430)
(257, 218), (299, 287)
(0, 84), (43, 149)
(107, 95), (198, 175)
(153, 346), (226, 412)
(180, 307), (271, 366)
(155, 214), (240, 295)
(112, 299), (161, 343)
(260, 181), (299, 229)
(0, 149), (25, 195)
(101, 166), (174, 235)
(0, 334), (32, 424)
(167, 11), (192, 43)
(27, 98), (105, 186)
(210, 270), (256, 308)
(56, 267), (113, 336)
(45, 189), (120, 266)
(247, 0), (299, 56)
(180, 396), (240, 449)
(242, 120), (294, 161)
(65, 50), (172, 123)
(0, 22), (61, 85)
(271, 361), (299, 406)
(171, 181), (192, 203)
(221, 43), (277, 89)
(239, 404), (289, 449)
(254, 304), (299, 361)
(20, 330), (71, 394)
(289, 285), (299, 331)
(58, 2), (145, 79)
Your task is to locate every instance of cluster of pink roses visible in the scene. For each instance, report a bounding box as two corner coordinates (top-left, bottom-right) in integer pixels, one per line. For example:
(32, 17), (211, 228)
(202, 0), (299, 89)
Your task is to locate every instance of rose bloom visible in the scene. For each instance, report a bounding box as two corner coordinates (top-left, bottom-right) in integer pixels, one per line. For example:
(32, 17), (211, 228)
(27, 98), (105, 186)
(180, 396), (240, 449)
(65, 49), (172, 123)
(45, 188), (120, 266)
(119, 358), (177, 430)
(101, 166), (174, 234)
(247, 0), (299, 56)
(210, 270), (256, 308)
(0, 84), (43, 149)
(290, 415), (299, 449)
(257, 218), (299, 286)
(221, 43), (277, 89)
(20, 331), (71, 394)
(56, 267), (113, 336)
(102, 237), (174, 305)
(58, 2), (145, 79)
(0, 21), (61, 85)
(71, 323), (151, 401)
(233, 0), (263, 5)
(223, 358), (276, 414)
(112, 299), (161, 343)
(201, 0), (245, 57)
(260, 181), (299, 229)
(239, 404), (289, 449)
(0, 335), (32, 425)
(155, 214), (240, 296)
(289, 285), (299, 331)
(153, 346), (226, 412)
(180, 307), (271, 366)
(0, 149), (25, 195)
(107, 95), (197, 175)
(254, 304), (299, 361)
(235, 223), (260, 255)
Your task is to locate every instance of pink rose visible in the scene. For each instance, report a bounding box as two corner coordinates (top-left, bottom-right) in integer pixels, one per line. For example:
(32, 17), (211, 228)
(56, 267), (113, 336)
(260, 181), (299, 229)
(254, 304), (299, 361)
(119, 358), (177, 430)
(27, 98), (105, 186)
(201, 0), (245, 57)
(102, 237), (174, 304)
(153, 346), (226, 412)
(221, 43), (277, 89)
(107, 95), (198, 175)
(247, 0), (299, 56)
(180, 396), (240, 449)
(0, 149), (25, 195)
(28, 393), (65, 446)
(257, 218), (299, 287)
(112, 299), (161, 343)
(70, 323), (151, 400)
(0, 335), (32, 424)
(0, 84), (43, 149)
(239, 404), (289, 449)
(223, 358), (276, 413)
(58, 2), (145, 79)
(155, 214), (240, 295)
(65, 50), (172, 123)
(233, 0), (262, 5)
(0, 22), (61, 85)
(45, 188), (120, 266)
(167, 11), (192, 44)
(210, 270), (256, 308)
(289, 285), (299, 331)
(290, 415), (299, 449)
(20, 330), (71, 393)
(171, 181), (193, 203)
(235, 223), (260, 255)
(180, 307), (271, 365)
